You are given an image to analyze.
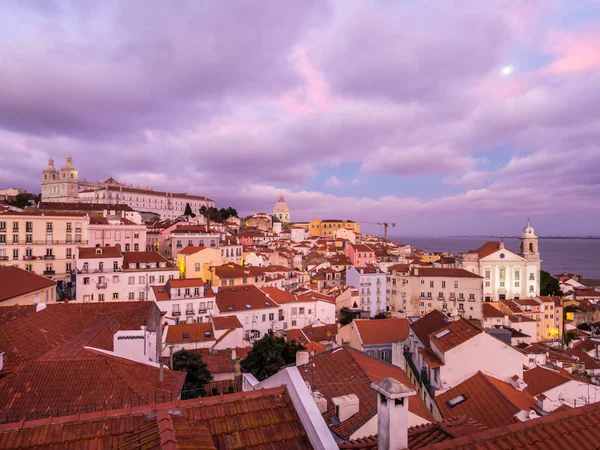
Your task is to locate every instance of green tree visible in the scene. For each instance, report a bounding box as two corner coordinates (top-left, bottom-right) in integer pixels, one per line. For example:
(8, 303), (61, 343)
(184, 203), (195, 217)
(172, 349), (212, 399)
(565, 330), (578, 345)
(577, 323), (591, 331)
(374, 311), (388, 319)
(8, 193), (30, 209)
(540, 270), (564, 296)
(241, 333), (305, 381)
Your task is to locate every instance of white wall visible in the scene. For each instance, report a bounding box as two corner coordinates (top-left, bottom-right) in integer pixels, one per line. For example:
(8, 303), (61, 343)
(113, 328), (158, 363)
(351, 410), (429, 441)
(543, 380), (600, 411)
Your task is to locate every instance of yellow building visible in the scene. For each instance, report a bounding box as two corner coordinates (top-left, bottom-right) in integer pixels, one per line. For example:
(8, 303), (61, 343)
(176, 246), (222, 281)
(0, 211), (89, 282)
(0, 266), (57, 306)
(309, 219), (360, 237)
(420, 254), (441, 263)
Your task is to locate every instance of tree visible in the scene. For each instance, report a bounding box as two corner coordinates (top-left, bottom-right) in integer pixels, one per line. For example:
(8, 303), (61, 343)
(172, 349), (212, 399)
(577, 323), (591, 331)
(373, 311), (388, 319)
(7, 193), (30, 209)
(241, 333), (305, 381)
(540, 270), (564, 296)
(565, 330), (578, 345)
(184, 202), (195, 217)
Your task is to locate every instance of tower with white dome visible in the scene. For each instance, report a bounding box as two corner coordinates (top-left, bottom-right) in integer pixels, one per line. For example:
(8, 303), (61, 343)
(518, 219), (540, 262)
(41, 154), (79, 203)
(273, 195), (290, 223)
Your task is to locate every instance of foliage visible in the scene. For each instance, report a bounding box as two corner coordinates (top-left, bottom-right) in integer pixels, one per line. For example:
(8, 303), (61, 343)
(540, 270), (564, 296)
(373, 311), (388, 319)
(184, 202), (196, 217)
(199, 206), (238, 223)
(172, 349), (212, 399)
(565, 330), (578, 345)
(577, 322), (591, 331)
(240, 333), (305, 381)
(7, 193), (31, 209)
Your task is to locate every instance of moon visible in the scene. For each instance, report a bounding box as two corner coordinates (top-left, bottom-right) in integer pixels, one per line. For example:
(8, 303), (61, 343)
(502, 65), (514, 76)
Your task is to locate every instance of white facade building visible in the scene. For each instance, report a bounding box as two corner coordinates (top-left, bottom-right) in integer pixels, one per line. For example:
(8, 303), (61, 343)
(346, 264), (387, 317)
(75, 247), (179, 302)
(459, 221), (541, 301)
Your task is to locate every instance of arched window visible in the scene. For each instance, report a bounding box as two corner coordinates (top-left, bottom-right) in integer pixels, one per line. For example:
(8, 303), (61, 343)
(520, 242), (524, 253)
(529, 242), (534, 253)
(499, 268), (506, 279)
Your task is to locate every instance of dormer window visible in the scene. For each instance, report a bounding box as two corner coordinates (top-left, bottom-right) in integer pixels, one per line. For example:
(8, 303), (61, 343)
(95, 248), (102, 254)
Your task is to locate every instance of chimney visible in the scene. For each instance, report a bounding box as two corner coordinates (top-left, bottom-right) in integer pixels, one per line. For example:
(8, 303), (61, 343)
(296, 351), (310, 367)
(413, 268), (419, 276)
(36, 303), (47, 313)
(159, 359), (164, 383)
(331, 394), (359, 422)
(371, 377), (416, 450)
(0, 352), (4, 372)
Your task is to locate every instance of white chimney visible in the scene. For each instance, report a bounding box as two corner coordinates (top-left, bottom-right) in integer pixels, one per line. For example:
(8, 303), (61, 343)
(0, 352), (4, 372)
(36, 303), (47, 312)
(371, 377), (416, 450)
(296, 351), (310, 367)
(312, 390), (328, 414)
(510, 375), (528, 391)
(413, 268), (419, 276)
(331, 394), (359, 422)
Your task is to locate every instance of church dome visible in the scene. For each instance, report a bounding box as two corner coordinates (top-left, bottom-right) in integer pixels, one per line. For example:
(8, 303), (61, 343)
(273, 195), (290, 213)
(521, 219), (536, 238)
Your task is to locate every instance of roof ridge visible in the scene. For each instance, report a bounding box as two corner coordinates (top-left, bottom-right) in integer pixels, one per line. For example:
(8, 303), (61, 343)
(156, 409), (178, 449)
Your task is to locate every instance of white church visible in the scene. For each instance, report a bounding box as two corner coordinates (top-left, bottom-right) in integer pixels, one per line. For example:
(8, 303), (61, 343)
(459, 221), (541, 301)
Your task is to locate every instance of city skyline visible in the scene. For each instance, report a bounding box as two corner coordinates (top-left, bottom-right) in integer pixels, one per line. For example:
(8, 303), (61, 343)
(1, 1), (600, 235)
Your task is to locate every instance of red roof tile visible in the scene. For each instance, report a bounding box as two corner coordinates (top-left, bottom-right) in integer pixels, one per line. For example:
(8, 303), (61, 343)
(410, 310), (449, 347)
(216, 285), (277, 312)
(302, 324), (338, 342)
(212, 315), (242, 330)
(523, 365), (584, 396)
(299, 346), (433, 440)
(123, 251), (176, 269)
(411, 268), (482, 278)
(482, 303), (505, 318)
(78, 246), (123, 259)
(0, 386), (311, 449)
(0, 349), (186, 422)
(166, 323), (214, 343)
(417, 399), (600, 449)
(428, 319), (482, 353)
(0, 304), (37, 327)
(0, 267), (56, 303)
(178, 245), (207, 255)
(435, 371), (537, 429)
(354, 318), (409, 345)
(419, 347), (444, 369)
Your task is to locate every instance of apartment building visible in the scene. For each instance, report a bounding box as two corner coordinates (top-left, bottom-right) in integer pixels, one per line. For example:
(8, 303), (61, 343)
(87, 217), (146, 251)
(0, 211), (89, 284)
(75, 247), (179, 302)
(346, 264), (387, 317)
(308, 218), (360, 237)
(386, 265), (483, 319)
(151, 278), (216, 325)
(344, 243), (376, 267)
(497, 296), (562, 341)
(167, 225), (220, 258)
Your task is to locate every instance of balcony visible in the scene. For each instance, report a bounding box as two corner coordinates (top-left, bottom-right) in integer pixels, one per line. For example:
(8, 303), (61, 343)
(404, 351), (422, 385)
(172, 311), (181, 316)
(186, 310), (195, 315)
(43, 255), (55, 260)
(96, 281), (107, 289)
(0, 256), (8, 261)
(198, 309), (207, 314)
(43, 270), (56, 275)
(422, 372), (436, 399)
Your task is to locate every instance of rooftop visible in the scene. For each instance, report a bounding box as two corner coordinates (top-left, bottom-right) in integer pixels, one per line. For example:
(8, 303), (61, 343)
(0, 266), (56, 304)
(78, 246), (123, 259)
(216, 285), (278, 312)
(410, 310), (449, 347)
(354, 318), (409, 345)
(428, 319), (482, 353)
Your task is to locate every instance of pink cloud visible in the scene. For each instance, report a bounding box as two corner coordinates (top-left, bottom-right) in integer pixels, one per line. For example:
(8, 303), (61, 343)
(542, 26), (600, 74)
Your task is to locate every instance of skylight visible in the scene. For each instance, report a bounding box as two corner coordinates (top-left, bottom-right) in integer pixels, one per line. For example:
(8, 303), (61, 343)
(245, 304), (252, 309)
(447, 394), (467, 408)
(204, 331), (211, 338)
(434, 329), (452, 339)
(182, 332), (189, 339)
(227, 306), (234, 311)
(265, 302), (271, 306)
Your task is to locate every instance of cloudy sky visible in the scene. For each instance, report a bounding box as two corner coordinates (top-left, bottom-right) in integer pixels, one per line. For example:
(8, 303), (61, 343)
(1, 0), (599, 236)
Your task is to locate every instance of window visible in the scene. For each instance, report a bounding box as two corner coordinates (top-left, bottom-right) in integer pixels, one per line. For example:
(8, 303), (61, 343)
(454, 281), (459, 289)
(12, 234), (18, 244)
(139, 292), (145, 301)
(84, 277), (90, 285)
(128, 277), (135, 285)
(159, 275), (165, 283)
(195, 263), (200, 272)
(427, 292), (432, 299)
(66, 263), (72, 272)
(299, 307), (305, 314)
(26, 234), (32, 244)
(515, 270), (520, 280)
(459, 293), (464, 300)
(25, 221), (32, 232)
(139, 276), (144, 284)
(485, 270), (490, 279)
(529, 273), (535, 280)
(12, 222), (18, 232)
(269, 313), (274, 321)
(438, 292), (444, 299)
(430, 281), (434, 288)
(0, 222), (5, 231)
(447, 395), (467, 408)
(134, 244), (139, 251)
(0, 234), (5, 244)
(113, 293), (119, 300)
(125, 244), (130, 251)
(441, 281), (446, 288)
(421, 279), (425, 285)
(99, 262), (104, 272)
(292, 320), (297, 327)
(485, 281), (490, 287)
(529, 286), (534, 293)
(291, 307), (298, 315)
(128, 292), (135, 300)
(469, 293), (475, 300)
(12, 249), (18, 260)
(98, 293), (105, 302)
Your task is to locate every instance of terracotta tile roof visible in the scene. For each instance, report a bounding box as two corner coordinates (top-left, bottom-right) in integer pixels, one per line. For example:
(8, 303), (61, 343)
(435, 371), (537, 429)
(0, 301), (156, 373)
(482, 303), (505, 318)
(428, 319), (482, 353)
(419, 347), (444, 369)
(166, 323), (214, 343)
(572, 338), (600, 353)
(303, 324), (338, 342)
(216, 285), (277, 312)
(466, 241), (502, 258)
(178, 245), (207, 255)
(0, 349), (186, 422)
(412, 268), (482, 278)
(410, 310), (449, 347)
(261, 287), (298, 304)
(167, 278), (207, 289)
(213, 263), (264, 279)
(339, 415), (487, 449)
(523, 365), (584, 396)
(38, 201), (135, 212)
(387, 263), (410, 272)
(285, 328), (309, 344)
(77, 245), (124, 259)
(0, 304), (37, 327)
(89, 216), (109, 224)
(0, 386), (311, 449)
(299, 346), (433, 440)
(305, 341), (327, 355)
(417, 398), (600, 449)
(0, 267), (57, 303)
(212, 315), (242, 330)
(123, 251), (176, 268)
(564, 348), (600, 370)
(354, 318), (409, 345)
(351, 244), (375, 253)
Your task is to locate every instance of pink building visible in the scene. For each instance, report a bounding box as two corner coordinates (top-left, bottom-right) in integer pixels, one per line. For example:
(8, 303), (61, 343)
(88, 217), (147, 251)
(344, 243), (376, 267)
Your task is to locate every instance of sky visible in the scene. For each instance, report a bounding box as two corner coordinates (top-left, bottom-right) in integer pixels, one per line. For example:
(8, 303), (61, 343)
(1, 0), (600, 236)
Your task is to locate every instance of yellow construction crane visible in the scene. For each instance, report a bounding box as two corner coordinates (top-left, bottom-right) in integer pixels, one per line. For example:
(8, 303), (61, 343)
(358, 221), (396, 240)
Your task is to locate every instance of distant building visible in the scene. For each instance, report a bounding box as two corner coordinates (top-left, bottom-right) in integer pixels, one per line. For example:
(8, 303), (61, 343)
(272, 195), (290, 223)
(0, 266), (57, 306)
(309, 218), (360, 237)
(459, 220), (541, 301)
(346, 264), (387, 317)
(41, 155), (214, 219)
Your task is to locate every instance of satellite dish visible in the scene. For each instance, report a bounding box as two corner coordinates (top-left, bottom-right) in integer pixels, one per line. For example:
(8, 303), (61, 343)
(33, 296), (40, 304)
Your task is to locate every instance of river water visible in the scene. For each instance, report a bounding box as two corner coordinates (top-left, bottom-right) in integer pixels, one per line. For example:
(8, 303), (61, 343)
(388, 236), (600, 279)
